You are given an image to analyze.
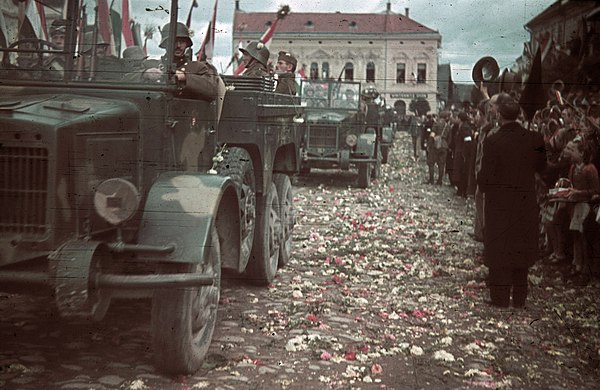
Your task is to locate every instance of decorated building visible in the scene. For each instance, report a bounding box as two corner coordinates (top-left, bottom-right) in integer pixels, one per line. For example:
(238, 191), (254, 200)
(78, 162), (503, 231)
(232, 1), (442, 113)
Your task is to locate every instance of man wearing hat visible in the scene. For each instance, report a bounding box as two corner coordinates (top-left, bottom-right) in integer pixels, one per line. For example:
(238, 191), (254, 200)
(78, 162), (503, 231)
(44, 19), (67, 79)
(275, 51), (297, 95)
(239, 41), (270, 77)
(142, 22), (219, 101)
(478, 93), (546, 308)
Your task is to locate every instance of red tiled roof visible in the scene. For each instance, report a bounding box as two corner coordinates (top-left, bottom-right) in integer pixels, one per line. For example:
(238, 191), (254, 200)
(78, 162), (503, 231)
(233, 11), (438, 35)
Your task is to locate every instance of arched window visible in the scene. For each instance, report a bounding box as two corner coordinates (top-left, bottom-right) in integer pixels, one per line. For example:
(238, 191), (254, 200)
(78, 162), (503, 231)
(344, 62), (354, 81)
(322, 62), (330, 79)
(310, 62), (319, 79)
(366, 62), (375, 82)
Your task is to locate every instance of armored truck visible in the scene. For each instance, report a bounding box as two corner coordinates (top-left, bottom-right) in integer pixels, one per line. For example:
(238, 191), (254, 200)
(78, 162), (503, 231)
(299, 80), (380, 188)
(0, 0), (300, 375)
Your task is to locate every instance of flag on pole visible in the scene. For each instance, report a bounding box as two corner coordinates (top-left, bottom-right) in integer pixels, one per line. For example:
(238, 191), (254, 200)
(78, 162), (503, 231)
(233, 5), (290, 75)
(519, 46), (545, 122)
(108, 0), (135, 56)
(197, 0), (218, 62)
(97, 0), (116, 56)
(20, 0), (48, 40)
(186, 0), (199, 29)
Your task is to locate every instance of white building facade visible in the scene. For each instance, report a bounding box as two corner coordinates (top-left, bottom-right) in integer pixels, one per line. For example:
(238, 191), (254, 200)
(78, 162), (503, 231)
(233, 1), (442, 113)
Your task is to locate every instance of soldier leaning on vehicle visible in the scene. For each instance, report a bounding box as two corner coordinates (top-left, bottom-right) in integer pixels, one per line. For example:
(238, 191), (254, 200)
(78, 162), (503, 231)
(141, 22), (219, 102)
(274, 51), (297, 95)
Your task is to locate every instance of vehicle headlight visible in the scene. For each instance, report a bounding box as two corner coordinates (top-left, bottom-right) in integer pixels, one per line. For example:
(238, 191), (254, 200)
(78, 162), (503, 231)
(94, 178), (140, 225)
(346, 134), (358, 147)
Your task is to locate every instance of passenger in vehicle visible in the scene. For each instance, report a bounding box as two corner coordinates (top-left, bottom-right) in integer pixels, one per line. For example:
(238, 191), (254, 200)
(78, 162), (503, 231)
(141, 22), (218, 101)
(239, 41), (270, 78)
(275, 51), (297, 95)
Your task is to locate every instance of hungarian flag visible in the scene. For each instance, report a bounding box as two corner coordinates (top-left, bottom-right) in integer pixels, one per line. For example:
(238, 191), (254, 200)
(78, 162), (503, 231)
(97, 0), (116, 56)
(19, 0), (48, 40)
(519, 46), (545, 122)
(109, 0), (135, 56)
(233, 5), (290, 75)
(197, 0), (218, 62)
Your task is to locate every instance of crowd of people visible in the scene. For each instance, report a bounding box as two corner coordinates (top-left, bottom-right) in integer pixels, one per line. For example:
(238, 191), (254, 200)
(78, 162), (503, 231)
(403, 83), (600, 306)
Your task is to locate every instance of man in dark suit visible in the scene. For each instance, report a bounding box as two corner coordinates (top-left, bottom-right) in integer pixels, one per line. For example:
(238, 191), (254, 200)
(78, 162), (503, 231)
(477, 93), (547, 308)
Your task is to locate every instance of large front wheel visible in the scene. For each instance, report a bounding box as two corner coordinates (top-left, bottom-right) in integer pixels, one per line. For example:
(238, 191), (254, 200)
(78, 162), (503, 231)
(151, 227), (221, 375)
(273, 174), (294, 268)
(357, 162), (372, 189)
(245, 182), (281, 285)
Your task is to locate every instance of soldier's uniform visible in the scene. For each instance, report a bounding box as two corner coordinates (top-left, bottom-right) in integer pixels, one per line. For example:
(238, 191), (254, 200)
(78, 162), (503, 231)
(275, 51), (297, 95)
(239, 41), (270, 78)
(132, 22), (219, 102)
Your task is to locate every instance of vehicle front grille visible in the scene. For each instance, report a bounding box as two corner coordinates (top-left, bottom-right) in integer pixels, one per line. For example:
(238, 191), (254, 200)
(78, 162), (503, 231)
(307, 125), (338, 149)
(0, 147), (49, 234)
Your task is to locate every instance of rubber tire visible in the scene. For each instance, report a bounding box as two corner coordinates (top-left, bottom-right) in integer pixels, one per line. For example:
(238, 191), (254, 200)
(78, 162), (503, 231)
(382, 145), (390, 164)
(245, 182), (281, 285)
(215, 147), (255, 268)
(273, 174), (293, 268)
(151, 226), (221, 375)
(371, 145), (382, 180)
(357, 163), (372, 188)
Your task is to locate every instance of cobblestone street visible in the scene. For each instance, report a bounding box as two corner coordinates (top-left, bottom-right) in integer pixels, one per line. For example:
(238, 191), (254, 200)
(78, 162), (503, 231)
(1, 133), (599, 389)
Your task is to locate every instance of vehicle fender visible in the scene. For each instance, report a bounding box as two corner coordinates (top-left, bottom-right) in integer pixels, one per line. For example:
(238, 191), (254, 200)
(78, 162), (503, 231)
(356, 133), (376, 157)
(382, 126), (394, 144)
(138, 173), (240, 266)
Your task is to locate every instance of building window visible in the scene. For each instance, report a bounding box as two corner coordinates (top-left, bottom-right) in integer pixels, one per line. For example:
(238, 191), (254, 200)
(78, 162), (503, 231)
(417, 63), (426, 84)
(344, 62), (354, 81)
(366, 62), (375, 82)
(396, 63), (406, 84)
(310, 62), (319, 79)
(322, 62), (330, 79)
(305, 20), (314, 29)
(349, 21), (357, 31)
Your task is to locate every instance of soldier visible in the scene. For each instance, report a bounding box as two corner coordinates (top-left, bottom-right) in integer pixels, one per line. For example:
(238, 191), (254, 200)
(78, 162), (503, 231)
(49, 19), (67, 50)
(275, 51), (297, 95)
(239, 41), (270, 77)
(45, 19), (67, 79)
(122, 45), (149, 71)
(143, 22), (219, 101)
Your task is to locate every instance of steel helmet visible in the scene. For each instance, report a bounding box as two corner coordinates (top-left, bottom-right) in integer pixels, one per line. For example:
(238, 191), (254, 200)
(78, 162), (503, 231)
(361, 85), (379, 100)
(240, 41), (270, 67)
(159, 22), (193, 49)
(82, 31), (108, 53)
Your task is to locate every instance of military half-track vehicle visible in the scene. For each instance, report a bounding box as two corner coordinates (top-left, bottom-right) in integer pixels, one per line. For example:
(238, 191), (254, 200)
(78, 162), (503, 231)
(299, 80), (380, 188)
(0, 0), (300, 375)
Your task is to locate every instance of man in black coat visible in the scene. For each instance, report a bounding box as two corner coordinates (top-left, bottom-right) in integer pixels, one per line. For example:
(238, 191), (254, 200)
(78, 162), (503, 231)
(477, 93), (547, 308)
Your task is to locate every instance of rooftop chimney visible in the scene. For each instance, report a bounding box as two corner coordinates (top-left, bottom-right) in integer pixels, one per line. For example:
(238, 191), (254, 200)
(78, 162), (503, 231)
(235, 0), (240, 11)
(387, 2), (391, 12)
(405, 8), (410, 18)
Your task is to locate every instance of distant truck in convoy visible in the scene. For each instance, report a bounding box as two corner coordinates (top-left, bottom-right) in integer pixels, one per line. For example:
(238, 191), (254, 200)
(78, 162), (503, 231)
(299, 79), (381, 188)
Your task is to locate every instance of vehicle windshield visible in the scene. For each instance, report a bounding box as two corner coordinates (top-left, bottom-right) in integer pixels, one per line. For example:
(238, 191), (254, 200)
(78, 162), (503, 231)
(0, 0), (179, 86)
(301, 80), (361, 110)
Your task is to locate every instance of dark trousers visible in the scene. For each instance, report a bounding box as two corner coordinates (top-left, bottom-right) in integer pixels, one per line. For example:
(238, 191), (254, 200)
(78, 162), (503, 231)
(487, 267), (529, 307)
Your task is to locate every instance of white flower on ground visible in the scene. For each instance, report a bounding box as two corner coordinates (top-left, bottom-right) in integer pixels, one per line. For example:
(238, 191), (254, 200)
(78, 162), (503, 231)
(439, 336), (453, 346)
(433, 350), (455, 362)
(410, 345), (424, 356)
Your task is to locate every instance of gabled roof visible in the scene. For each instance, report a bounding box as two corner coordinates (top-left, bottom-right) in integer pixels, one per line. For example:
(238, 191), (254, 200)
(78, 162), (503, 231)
(233, 11), (438, 36)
